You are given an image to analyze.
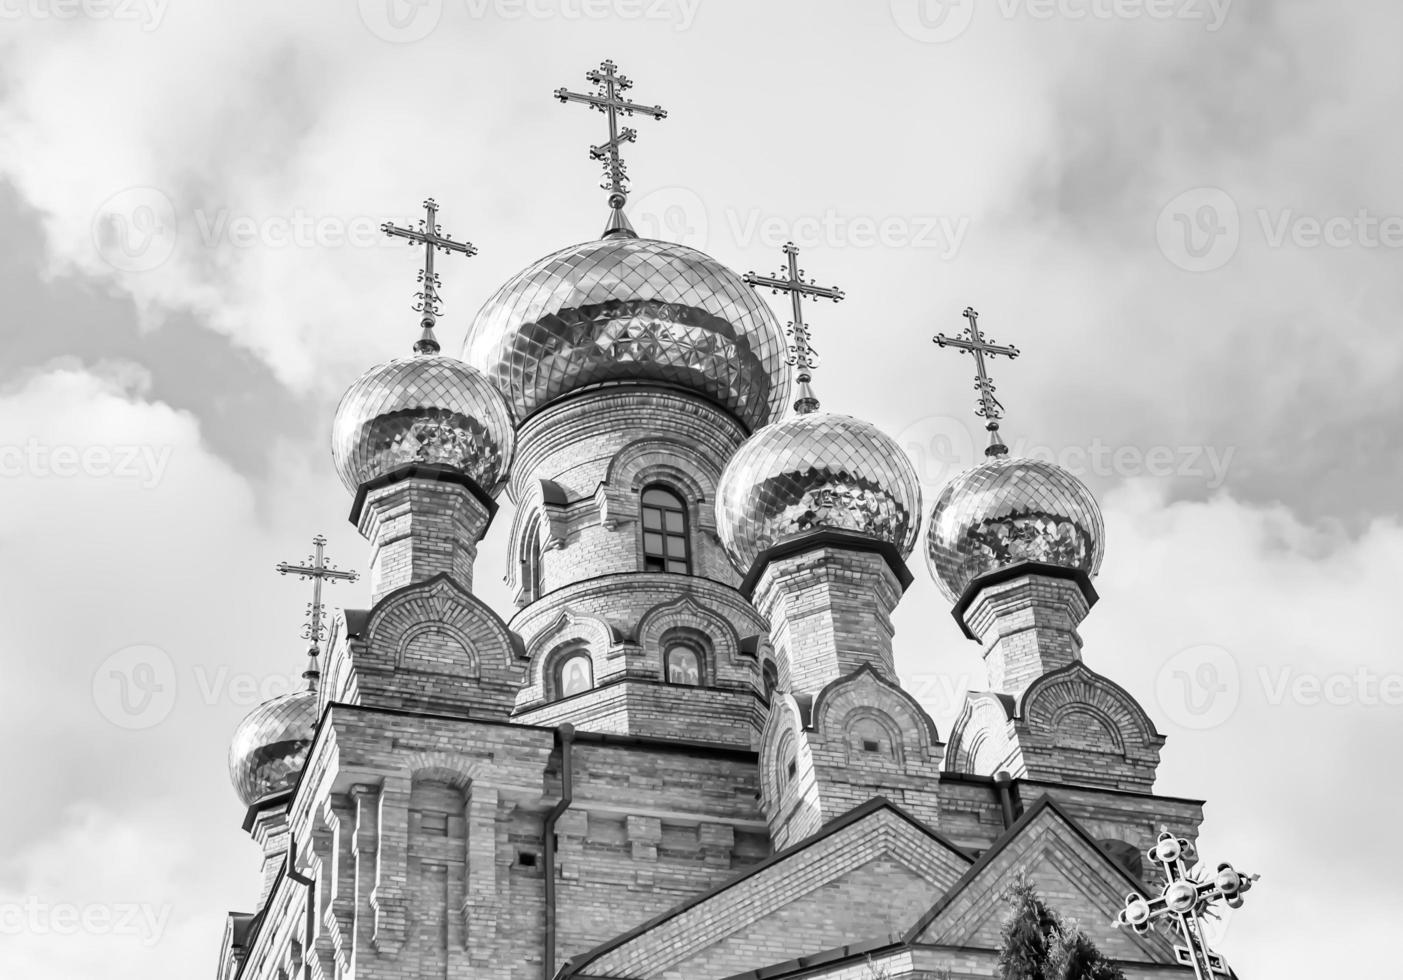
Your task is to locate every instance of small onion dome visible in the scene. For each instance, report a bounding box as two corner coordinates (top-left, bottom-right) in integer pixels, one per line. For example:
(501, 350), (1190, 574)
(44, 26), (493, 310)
(227, 689), (317, 808)
(330, 354), (515, 496)
(925, 454), (1105, 603)
(716, 411), (923, 573)
(463, 237), (790, 431)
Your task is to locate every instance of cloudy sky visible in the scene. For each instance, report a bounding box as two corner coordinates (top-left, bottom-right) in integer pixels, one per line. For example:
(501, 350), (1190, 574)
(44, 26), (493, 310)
(0, 1), (1395, 976)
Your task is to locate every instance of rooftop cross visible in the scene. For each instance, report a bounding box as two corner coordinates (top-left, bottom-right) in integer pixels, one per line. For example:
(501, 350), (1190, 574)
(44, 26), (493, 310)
(275, 535), (359, 691)
(555, 59), (667, 233)
(1115, 830), (1258, 980)
(381, 198), (477, 355)
(743, 242), (845, 414)
(933, 306), (1020, 456)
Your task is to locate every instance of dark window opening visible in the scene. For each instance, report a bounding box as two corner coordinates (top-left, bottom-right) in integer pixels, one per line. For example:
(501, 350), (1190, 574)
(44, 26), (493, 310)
(641, 485), (691, 573)
(862, 739), (881, 753)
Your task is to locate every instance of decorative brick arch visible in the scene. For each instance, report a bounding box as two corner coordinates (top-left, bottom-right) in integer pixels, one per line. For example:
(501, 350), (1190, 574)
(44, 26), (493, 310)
(1018, 662), (1160, 755)
(395, 621), (479, 677)
(637, 594), (744, 673)
(810, 664), (942, 757)
(944, 692), (1016, 776)
(524, 609), (620, 696)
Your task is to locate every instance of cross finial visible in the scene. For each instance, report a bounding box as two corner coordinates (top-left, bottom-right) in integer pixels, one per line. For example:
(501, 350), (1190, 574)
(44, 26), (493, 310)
(275, 534), (359, 691)
(933, 306), (1020, 457)
(743, 242), (844, 414)
(1115, 830), (1258, 980)
(381, 198), (477, 354)
(555, 59), (668, 237)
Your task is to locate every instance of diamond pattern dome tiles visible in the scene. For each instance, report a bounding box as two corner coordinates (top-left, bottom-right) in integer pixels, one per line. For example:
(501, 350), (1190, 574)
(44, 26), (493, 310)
(716, 411), (923, 573)
(228, 690), (317, 807)
(925, 454), (1105, 602)
(463, 237), (791, 430)
(330, 354), (515, 496)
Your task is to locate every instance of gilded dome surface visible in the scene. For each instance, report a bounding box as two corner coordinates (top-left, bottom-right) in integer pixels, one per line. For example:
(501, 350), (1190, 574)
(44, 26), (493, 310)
(228, 690), (317, 807)
(463, 237), (790, 430)
(716, 412), (923, 573)
(925, 455), (1105, 602)
(330, 354), (515, 496)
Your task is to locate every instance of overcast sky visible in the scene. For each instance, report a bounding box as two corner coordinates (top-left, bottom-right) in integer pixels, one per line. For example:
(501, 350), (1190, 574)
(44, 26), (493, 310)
(0, 2), (1395, 977)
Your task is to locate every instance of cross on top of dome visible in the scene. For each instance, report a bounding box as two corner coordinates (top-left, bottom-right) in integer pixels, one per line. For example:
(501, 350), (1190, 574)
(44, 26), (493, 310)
(743, 242), (845, 414)
(933, 306), (1021, 456)
(555, 59), (668, 233)
(380, 197), (477, 354)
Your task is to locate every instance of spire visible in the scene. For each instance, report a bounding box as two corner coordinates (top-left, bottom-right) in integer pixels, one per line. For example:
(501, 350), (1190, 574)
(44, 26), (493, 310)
(381, 197), (478, 355)
(743, 242), (845, 414)
(554, 59), (667, 238)
(933, 306), (1020, 456)
(275, 534), (359, 692)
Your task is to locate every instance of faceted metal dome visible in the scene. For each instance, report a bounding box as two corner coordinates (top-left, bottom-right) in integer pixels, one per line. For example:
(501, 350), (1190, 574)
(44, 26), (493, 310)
(463, 237), (790, 430)
(716, 412), (923, 573)
(925, 455), (1105, 602)
(228, 689), (317, 807)
(330, 353), (515, 496)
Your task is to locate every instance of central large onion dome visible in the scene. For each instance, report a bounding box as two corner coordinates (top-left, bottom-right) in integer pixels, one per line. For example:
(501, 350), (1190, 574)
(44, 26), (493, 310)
(925, 454), (1105, 602)
(228, 689), (317, 808)
(715, 411), (923, 574)
(330, 353), (515, 497)
(463, 237), (791, 430)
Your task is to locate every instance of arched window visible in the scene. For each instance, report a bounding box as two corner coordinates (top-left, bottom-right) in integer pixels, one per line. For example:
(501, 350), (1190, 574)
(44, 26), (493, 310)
(520, 515), (543, 601)
(557, 651), (593, 698)
(641, 485), (690, 574)
(761, 661), (779, 701)
(665, 645), (702, 686)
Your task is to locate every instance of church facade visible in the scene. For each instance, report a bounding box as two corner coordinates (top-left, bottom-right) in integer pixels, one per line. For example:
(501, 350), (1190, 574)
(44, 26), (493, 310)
(216, 62), (1248, 980)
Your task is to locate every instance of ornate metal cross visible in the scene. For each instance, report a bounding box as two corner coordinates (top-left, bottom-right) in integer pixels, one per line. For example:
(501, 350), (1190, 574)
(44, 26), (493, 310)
(275, 535), (358, 688)
(933, 306), (1020, 456)
(381, 198), (477, 354)
(1115, 830), (1258, 980)
(555, 59), (667, 208)
(743, 242), (844, 414)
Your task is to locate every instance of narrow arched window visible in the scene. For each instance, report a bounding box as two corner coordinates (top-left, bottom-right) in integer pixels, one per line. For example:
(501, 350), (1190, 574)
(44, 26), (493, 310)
(641, 485), (690, 574)
(665, 645), (702, 686)
(557, 651), (593, 698)
(521, 515), (543, 601)
(762, 661), (779, 701)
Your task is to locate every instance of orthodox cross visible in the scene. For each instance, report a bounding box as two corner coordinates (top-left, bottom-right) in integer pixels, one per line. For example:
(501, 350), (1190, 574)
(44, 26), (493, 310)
(381, 198), (477, 354)
(275, 535), (359, 689)
(1115, 830), (1258, 980)
(555, 59), (667, 209)
(933, 306), (1020, 456)
(743, 242), (845, 414)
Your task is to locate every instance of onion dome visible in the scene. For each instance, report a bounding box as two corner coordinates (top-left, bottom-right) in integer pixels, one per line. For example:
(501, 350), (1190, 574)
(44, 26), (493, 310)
(716, 411), (923, 573)
(228, 689), (317, 808)
(925, 454), (1105, 602)
(462, 237), (791, 431)
(330, 353), (515, 496)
